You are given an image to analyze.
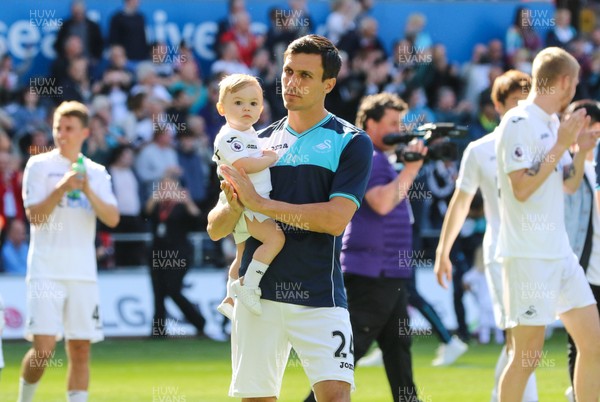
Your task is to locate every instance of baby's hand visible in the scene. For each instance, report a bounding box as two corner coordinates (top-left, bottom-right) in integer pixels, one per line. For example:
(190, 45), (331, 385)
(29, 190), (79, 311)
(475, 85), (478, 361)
(262, 149), (279, 165)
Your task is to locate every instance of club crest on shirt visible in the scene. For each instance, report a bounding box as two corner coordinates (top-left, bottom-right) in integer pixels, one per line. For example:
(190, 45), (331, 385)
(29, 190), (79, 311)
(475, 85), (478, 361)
(521, 305), (537, 319)
(313, 139), (332, 153)
(512, 144), (525, 162)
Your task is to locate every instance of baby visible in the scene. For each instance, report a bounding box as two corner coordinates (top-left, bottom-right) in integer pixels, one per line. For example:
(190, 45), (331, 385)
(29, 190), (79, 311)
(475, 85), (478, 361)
(212, 74), (285, 318)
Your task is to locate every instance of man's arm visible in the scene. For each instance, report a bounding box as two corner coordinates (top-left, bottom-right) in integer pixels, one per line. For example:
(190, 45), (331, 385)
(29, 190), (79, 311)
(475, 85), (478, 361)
(508, 141), (568, 202)
(365, 141), (426, 216)
(27, 187), (67, 225)
(364, 166), (419, 215)
(220, 165), (357, 237)
(27, 170), (79, 225)
(83, 176), (120, 228)
(434, 190), (475, 288)
(255, 196), (357, 236)
(562, 151), (587, 194)
(507, 108), (587, 202)
(207, 180), (244, 241)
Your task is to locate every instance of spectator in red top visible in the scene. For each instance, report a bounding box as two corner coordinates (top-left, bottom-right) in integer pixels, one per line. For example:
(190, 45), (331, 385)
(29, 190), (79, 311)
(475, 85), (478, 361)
(220, 11), (262, 67)
(0, 151), (25, 226)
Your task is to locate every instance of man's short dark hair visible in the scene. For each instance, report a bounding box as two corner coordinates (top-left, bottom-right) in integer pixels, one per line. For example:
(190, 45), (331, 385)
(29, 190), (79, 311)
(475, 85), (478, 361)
(355, 92), (408, 130)
(565, 99), (600, 124)
(283, 34), (342, 81)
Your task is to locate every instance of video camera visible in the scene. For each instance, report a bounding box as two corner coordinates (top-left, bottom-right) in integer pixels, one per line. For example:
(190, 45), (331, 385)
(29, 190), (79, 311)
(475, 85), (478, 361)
(382, 123), (468, 162)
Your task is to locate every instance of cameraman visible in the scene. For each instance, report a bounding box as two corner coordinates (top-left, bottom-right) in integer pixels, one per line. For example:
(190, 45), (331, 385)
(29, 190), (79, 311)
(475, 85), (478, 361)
(343, 93), (426, 401)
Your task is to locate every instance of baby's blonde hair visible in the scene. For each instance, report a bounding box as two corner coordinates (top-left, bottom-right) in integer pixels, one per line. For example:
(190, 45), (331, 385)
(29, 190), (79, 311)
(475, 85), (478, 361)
(218, 74), (262, 104)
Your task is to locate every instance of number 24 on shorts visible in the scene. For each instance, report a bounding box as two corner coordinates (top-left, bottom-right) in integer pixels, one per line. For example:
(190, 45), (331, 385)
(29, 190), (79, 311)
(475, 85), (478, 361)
(332, 330), (354, 369)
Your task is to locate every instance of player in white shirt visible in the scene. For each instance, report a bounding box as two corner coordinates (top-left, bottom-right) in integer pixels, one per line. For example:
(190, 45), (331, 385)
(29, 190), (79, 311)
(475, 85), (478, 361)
(17, 101), (119, 402)
(212, 74), (284, 318)
(496, 48), (600, 402)
(435, 70), (538, 402)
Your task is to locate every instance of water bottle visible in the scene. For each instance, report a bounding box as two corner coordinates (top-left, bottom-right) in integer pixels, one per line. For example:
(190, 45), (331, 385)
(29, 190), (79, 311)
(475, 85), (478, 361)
(67, 154), (86, 199)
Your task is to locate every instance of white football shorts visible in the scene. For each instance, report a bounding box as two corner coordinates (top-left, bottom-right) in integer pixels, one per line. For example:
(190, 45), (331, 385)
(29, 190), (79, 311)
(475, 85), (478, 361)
(502, 254), (596, 328)
(229, 299), (355, 398)
(26, 279), (103, 343)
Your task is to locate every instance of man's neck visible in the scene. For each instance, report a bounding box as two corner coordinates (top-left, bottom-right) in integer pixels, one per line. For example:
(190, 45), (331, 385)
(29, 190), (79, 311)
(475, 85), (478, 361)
(287, 109), (329, 134)
(59, 149), (79, 163)
(531, 93), (559, 115)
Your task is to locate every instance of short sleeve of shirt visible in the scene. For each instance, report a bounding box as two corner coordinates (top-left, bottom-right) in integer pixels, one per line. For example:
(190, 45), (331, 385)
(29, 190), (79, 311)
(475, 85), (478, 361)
(456, 143), (480, 195)
(215, 131), (250, 165)
(501, 118), (538, 174)
(94, 166), (118, 206)
(22, 159), (45, 208)
(329, 133), (373, 208)
(366, 151), (392, 191)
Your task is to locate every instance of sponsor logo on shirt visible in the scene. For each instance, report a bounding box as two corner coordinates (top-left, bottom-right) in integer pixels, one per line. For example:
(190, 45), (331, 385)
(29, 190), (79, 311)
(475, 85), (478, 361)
(271, 143), (289, 151)
(247, 144), (257, 149)
(540, 133), (550, 140)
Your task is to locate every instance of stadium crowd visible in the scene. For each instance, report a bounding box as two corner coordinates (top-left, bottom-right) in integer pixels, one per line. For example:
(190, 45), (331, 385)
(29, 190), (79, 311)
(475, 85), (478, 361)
(0, 0), (597, 278)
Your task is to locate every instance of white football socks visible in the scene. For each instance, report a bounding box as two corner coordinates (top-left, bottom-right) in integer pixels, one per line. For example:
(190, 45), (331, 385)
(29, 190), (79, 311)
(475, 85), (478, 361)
(491, 345), (508, 401)
(243, 260), (269, 288)
(226, 276), (234, 299)
(523, 371), (538, 402)
(17, 377), (38, 402)
(67, 390), (88, 402)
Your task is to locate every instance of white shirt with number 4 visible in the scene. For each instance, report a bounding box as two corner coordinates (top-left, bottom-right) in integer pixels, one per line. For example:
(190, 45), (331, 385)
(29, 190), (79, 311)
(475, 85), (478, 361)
(23, 149), (118, 282)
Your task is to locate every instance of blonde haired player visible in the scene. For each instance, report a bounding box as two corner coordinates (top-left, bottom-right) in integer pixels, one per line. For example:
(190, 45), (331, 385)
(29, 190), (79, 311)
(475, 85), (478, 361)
(213, 74), (285, 318)
(496, 47), (600, 402)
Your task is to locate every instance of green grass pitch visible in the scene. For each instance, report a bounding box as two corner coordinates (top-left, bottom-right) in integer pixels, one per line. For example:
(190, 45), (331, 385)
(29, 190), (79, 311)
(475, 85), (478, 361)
(1, 331), (573, 401)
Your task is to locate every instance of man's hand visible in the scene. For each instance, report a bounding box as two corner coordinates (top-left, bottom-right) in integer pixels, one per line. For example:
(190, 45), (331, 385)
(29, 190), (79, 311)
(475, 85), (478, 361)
(220, 179), (244, 213)
(434, 253), (453, 289)
(220, 165), (262, 211)
(57, 170), (85, 194)
(576, 127), (600, 153)
(262, 149), (279, 166)
(403, 139), (428, 174)
(557, 108), (588, 149)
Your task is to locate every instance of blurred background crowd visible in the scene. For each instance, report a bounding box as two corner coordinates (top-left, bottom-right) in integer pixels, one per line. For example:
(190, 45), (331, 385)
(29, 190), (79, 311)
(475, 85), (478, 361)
(0, 0), (598, 275)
